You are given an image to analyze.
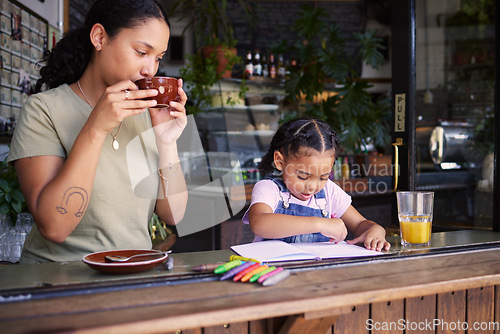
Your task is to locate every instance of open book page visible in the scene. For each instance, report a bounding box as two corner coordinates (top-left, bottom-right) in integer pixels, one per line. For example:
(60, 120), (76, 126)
(231, 240), (383, 263)
(293, 241), (383, 259)
(231, 240), (319, 262)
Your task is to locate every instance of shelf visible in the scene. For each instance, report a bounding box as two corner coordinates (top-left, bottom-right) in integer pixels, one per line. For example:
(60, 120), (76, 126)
(213, 130), (275, 136)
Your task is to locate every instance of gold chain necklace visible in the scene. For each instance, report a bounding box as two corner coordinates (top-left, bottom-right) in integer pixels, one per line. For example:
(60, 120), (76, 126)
(77, 80), (123, 150)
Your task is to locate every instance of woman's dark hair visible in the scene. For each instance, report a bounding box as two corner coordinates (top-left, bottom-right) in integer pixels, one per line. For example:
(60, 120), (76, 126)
(259, 117), (341, 178)
(34, 0), (170, 92)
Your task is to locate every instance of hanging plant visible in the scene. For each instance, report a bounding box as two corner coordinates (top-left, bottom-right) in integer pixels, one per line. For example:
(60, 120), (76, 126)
(171, 0), (254, 114)
(274, 4), (391, 154)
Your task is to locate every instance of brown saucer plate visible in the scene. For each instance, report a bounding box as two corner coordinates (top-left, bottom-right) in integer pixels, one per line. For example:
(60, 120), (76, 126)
(82, 249), (168, 274)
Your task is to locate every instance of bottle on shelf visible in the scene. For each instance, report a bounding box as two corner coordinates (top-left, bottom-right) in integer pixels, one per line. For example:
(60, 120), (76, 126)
(269, 53), (277, 79)
(341, 157), (350, 180)
(333, 157), (342, 180)
(290, 56), (298, 71)
(262, 53), (269, 78)
(277, 55), (285, 79)
(245, 50), (254, 78)
(253, 49), (262, 77)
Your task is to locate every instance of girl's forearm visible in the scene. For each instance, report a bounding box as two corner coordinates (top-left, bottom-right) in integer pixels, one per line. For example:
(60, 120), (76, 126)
(353, 220), (384, 237)
(249, 212), (324, 239)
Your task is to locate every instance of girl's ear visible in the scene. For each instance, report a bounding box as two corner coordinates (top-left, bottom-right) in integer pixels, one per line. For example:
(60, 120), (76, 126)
(89, 23), (106, 51)
(273, 151), (284, 171)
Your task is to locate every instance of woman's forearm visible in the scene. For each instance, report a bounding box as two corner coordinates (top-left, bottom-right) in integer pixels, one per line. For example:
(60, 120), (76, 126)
(155, 143), (188, 225)
(20, 123), (107, 242)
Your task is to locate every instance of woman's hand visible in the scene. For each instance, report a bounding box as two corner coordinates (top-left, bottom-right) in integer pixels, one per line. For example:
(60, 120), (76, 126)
(319, 218), (348, 243)
(87, 80), (158, 136)
(346, 224), (391, 251)
(149, 78), (188, 146)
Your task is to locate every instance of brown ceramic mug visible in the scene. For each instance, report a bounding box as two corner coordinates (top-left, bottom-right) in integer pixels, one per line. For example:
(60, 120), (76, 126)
(135, 76), (180, 107)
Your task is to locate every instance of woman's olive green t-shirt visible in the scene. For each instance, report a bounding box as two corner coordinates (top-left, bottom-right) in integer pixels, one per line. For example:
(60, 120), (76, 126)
(7, 84), (159, 263)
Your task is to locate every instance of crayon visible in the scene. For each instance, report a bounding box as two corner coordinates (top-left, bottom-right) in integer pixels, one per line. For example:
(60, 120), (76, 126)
(214, 260), (242, 274)
(219, 261), (254, 281)
(257, 267), (283, 284)
(241, 264), (269, 282)
(229, 255), (261, 263)
(249, 266), (276, 283)
(262, 269), (290, 286)
(233, 262), (262, 281)
(192, 262), (224, 272)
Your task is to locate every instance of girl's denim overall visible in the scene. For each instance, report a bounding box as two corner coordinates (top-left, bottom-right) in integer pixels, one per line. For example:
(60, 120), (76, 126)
(266, 177), (330, 243)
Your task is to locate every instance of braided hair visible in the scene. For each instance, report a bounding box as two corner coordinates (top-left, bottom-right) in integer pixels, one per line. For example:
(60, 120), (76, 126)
(259, 117), (340, 178)
(34, 0), (170, 93)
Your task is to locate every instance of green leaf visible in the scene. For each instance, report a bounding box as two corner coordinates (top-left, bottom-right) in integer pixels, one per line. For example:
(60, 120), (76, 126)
(0, 179), (10, 192)
(294, 5), (328, 40)
(12, 201), (22, 213)
(11, 189), (24, 201)
(354, 30), (386, 70)
(0, 204), (9, 215)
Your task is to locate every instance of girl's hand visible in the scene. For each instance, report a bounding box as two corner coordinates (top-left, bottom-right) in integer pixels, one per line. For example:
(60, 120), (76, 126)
(149, 78), (188, 146)
(346, 226), (391, 251)
(88, 80), (158, 135)
(319, 218), (348, 243)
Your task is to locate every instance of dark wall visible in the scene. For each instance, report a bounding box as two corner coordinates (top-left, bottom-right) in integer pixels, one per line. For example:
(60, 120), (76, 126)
(68, 0), (95, 31)
(66, 0), (367, 69)
(228, 1), (367, 62)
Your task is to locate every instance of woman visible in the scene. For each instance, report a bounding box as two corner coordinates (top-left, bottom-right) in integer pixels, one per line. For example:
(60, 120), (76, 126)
(7, 0), (188, 263)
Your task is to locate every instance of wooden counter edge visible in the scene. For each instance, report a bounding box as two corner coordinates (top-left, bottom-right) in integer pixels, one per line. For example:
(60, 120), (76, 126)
(72, 271), (500, 333)
(20, 248), (500, 334)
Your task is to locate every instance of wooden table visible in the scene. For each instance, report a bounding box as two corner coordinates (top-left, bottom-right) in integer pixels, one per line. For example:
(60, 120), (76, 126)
(2, 231), (500, 333)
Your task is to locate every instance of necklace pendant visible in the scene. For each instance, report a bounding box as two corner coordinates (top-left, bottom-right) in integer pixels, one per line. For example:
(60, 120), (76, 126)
(112, 138), (120, 150)
(283, 201), (289, 209)
(322, 209), (328, 217)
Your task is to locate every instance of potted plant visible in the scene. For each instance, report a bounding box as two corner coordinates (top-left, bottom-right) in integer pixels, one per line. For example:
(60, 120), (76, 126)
(0, 154), (28, 225)
(171, 0), (253, 71)
(445, 0), (495, 66)
(170, 0), (254, 114)
(179, 48), (248, 114)
(273, 4), (391, 155)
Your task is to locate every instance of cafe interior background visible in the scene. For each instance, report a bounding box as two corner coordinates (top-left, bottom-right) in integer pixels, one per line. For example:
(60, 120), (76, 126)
(0, 0), (497, 261)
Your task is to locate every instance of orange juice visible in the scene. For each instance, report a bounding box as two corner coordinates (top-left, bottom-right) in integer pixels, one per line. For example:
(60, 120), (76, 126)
(399, 215), (432, 246)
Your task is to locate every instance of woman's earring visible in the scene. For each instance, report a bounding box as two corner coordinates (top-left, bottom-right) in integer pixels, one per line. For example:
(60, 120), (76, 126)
(96, 45), (101, 51)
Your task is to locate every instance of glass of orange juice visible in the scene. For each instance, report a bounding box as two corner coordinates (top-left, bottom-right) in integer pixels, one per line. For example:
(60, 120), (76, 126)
(396, 191), (434, 247)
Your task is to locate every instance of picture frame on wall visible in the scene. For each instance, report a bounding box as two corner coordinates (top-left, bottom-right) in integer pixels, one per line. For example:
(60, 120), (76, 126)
(47, 24), (58, 50)
(10, 12), (20, 40)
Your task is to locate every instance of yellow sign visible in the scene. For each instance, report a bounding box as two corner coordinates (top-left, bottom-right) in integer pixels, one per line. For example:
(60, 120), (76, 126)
(395, 94), (405, 132)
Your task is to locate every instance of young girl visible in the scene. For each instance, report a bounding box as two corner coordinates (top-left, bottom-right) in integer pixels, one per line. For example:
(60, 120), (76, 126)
(243, 117), (390, 251)
(7, 0), (188, 263)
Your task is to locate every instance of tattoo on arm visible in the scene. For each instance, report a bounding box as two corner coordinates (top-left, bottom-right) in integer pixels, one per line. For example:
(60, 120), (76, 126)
(56, 187), (89, 217)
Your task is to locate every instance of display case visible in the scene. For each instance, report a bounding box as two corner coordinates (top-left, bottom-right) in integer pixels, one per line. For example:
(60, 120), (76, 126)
(193, 78), (287, 184)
